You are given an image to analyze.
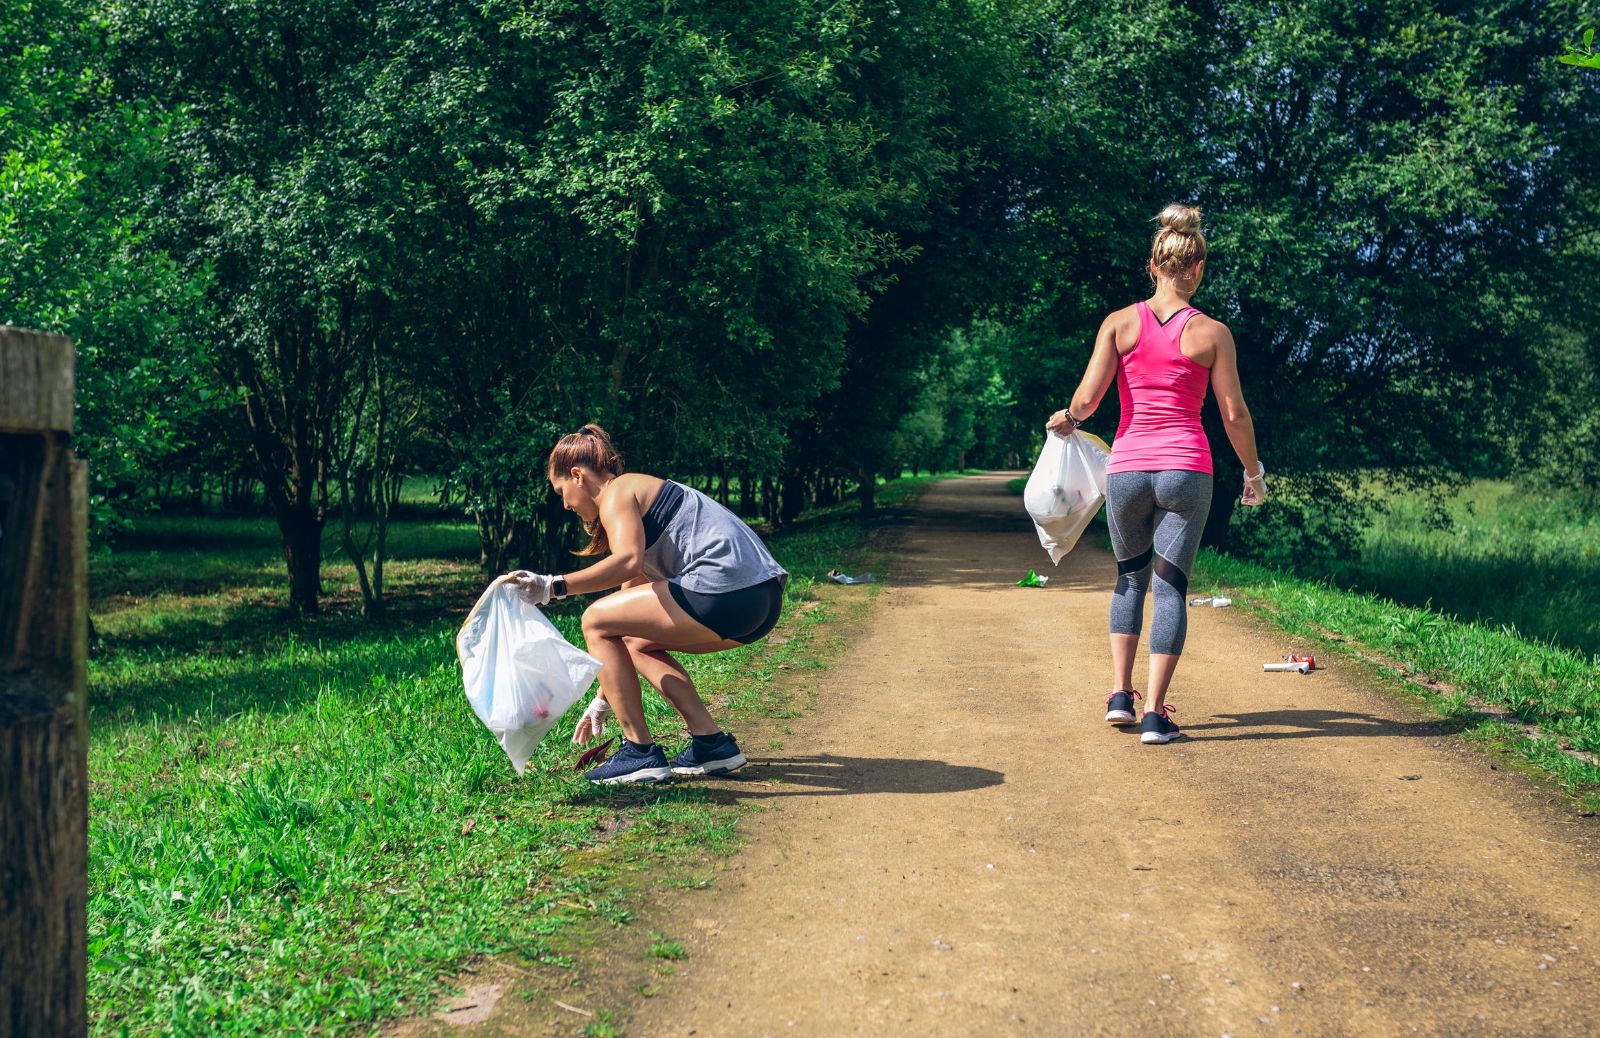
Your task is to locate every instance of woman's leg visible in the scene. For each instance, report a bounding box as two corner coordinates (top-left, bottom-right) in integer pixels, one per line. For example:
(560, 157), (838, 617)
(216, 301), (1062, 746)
(581, 582), (737, 745)
(1105, 472), (1157, 693)
(1143, 471), (1214, 712)
(622, 637), (723, 737)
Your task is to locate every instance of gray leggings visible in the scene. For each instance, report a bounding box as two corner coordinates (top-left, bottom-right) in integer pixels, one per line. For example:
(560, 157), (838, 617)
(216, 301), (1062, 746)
(1105, 470), (1213, 656)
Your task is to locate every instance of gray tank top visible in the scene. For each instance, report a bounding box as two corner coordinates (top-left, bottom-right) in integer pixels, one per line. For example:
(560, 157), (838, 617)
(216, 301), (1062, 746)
(639, 480), (787, 594)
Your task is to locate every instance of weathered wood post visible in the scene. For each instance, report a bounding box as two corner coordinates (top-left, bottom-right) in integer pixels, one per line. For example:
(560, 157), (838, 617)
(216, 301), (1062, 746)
(0, 326), (88, 1037)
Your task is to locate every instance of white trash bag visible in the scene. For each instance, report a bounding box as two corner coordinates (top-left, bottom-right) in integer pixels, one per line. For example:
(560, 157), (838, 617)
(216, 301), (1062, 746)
(456, 575), (602, 775)
(1023, 429), (1111, 564)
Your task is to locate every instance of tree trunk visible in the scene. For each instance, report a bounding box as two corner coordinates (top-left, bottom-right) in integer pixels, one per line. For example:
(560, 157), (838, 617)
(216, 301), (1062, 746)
(1, 327), (88, 1038)
(780, 469), (807, 525)
(281, 503), (324, 613)
(761, 475), (779, 526)
(857, 466), (877, 516)
(476, 505), (517, 577)
(738, 470), (756, 518)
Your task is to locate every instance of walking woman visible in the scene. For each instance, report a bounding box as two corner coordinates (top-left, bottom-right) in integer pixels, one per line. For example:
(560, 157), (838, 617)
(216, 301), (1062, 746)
(1046, 205), (1265, 745)
(512, 425), (787, 784)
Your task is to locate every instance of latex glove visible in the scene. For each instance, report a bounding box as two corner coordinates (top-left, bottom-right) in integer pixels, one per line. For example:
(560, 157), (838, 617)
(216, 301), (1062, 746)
(572, 694), (612, 745)
(1241, 463), (1267, 507)
(508, 570), (554, 606)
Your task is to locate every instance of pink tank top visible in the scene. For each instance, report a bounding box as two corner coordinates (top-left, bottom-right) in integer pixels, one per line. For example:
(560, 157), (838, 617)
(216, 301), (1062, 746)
(1105, 301), (1213, 475)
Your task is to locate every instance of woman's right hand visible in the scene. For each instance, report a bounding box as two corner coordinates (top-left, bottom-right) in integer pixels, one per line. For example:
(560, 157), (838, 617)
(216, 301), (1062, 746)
(1045, 409), (1075, 435)
(1241, 463), (1267, 507)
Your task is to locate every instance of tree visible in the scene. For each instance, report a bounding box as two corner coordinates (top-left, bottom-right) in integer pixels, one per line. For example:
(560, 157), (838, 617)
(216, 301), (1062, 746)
(1, 0), (212, 537)
(1011, 0), (1600, 561)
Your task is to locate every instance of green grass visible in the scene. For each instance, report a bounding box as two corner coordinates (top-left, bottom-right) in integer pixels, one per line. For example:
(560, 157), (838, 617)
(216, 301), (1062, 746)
(1326, 480), (1600, 659)
(1192, 548), (1600, 803)
(86, 477), (942, 1036)
(646, 938), (687, 961)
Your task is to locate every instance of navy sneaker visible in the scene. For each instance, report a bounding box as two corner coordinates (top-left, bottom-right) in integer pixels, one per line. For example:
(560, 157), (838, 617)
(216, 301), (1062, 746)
(669, 731), (748, 776)
(1105, 689), (1141, 725)
(1140, 705), (1182, 745)
(584, 741), (672, 785)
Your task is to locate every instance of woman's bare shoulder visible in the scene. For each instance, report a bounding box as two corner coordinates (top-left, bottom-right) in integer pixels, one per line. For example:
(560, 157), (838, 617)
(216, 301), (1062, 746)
(614, 472), (665, 509)
(1105, 302), (1143, 325)
(1188, 312), (1234, 344)
(1102, 304), (1142, 349)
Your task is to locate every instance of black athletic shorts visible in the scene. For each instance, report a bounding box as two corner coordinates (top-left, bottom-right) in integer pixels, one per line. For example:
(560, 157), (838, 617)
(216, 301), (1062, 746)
(668, 575), (786, 644)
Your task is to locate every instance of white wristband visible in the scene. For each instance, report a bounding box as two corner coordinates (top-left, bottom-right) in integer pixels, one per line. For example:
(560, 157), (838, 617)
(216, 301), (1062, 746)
(1244, 463), (1265, 482)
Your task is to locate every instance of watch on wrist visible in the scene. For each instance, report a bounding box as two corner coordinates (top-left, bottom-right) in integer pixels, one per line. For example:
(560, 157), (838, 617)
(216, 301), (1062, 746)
(1063, 408), (1080, 429)
(552, 575), (568, 599)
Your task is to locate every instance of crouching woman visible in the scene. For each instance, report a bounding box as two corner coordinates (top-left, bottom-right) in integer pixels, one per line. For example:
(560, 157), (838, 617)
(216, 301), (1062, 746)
(513, 425), (786, 785)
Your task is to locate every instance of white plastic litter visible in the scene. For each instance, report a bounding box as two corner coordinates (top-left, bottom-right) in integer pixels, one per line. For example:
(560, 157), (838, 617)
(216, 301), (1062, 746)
(1188, 595), (1234, 607)
(456, 575), (602, 775)
(1023, 429), (1111, 564)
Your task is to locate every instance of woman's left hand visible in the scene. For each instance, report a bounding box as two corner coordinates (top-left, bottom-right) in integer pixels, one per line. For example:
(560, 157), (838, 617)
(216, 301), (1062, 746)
(1240, 464), (1267, 507)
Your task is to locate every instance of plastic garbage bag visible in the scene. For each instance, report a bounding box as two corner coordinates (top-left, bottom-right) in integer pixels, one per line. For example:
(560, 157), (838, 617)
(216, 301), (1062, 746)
(1023, 429), (1111, 564)
(456, 575), (602, 775)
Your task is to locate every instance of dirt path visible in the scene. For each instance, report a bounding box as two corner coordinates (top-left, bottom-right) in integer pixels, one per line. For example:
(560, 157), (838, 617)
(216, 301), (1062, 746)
(606, 473), (1600, 1037)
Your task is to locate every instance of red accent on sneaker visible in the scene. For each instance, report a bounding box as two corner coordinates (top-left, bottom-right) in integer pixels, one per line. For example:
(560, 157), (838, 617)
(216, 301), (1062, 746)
(1106, 689), (1142, 707)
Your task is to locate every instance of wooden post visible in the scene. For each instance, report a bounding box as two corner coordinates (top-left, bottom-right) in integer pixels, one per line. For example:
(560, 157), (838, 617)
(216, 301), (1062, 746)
(0, 326), (88, 1038)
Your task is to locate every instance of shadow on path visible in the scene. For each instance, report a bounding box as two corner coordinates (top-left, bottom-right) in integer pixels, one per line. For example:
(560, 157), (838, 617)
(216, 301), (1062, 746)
(697, 754), (1005, 802)
(1182, 709), (1470, 743)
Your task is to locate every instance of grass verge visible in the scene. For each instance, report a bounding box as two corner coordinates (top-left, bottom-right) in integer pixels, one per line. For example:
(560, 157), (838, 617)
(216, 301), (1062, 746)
(87, 476), (939, 1036)
(1192, 549), (1600, 809)
(1330, 480), (1600, 659)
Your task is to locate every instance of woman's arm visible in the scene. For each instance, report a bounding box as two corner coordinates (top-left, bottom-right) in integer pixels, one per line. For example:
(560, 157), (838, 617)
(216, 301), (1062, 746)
(1046, 312), (1122, 433)
(1207, 323), (1264, 502)
(562, 485), (648, 595)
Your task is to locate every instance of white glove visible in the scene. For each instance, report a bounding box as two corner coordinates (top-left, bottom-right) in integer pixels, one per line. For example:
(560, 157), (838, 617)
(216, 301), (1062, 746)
(508, 570), (553, 606)
(1241, 463), (1267, 507)
(572, 694), (612, 745)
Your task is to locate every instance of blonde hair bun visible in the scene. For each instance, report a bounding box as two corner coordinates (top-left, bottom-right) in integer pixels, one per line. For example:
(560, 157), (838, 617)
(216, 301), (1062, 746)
(1157, 204), (1202, 234)
(1150, 203), (1207, 280)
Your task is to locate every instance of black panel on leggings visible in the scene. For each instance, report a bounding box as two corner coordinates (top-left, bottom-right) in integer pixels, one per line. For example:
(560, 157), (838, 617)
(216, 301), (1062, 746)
(1117, 547), (1154, 574)
(1152, 553), (1189, 596)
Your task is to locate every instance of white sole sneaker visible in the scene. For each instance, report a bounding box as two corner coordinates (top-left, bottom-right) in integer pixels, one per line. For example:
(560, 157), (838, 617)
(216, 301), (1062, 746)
(671, 753), (748, 777)
(1140, 730), (1183, 745)
(591, 766), (673, 785)
(1104, 709), (1136, 724)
